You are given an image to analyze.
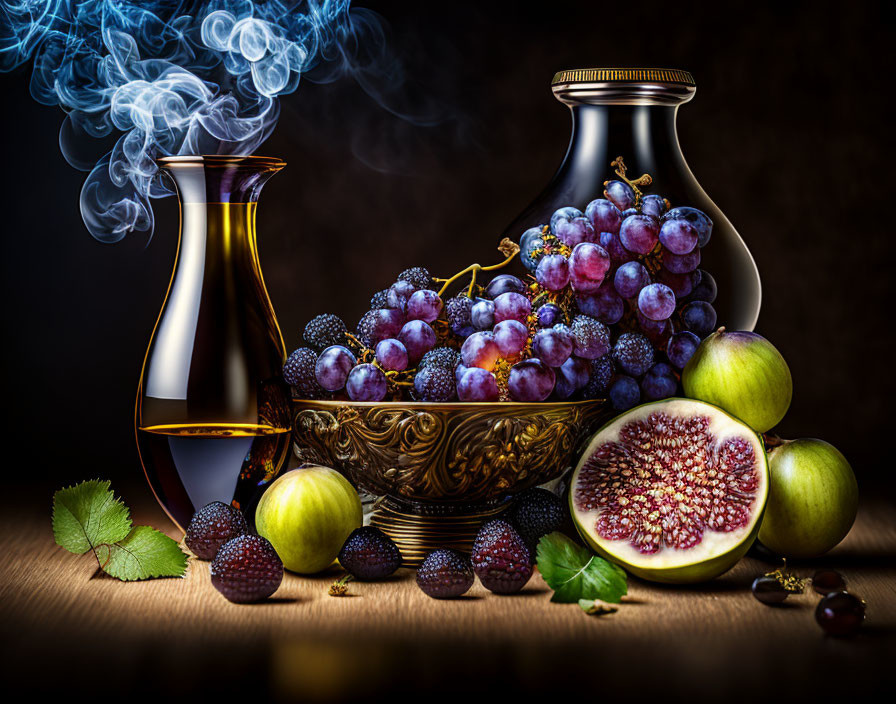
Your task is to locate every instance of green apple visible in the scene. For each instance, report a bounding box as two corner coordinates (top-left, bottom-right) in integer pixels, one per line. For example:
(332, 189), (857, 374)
(255, 465), (362, 574)
(759, 439), (858, 558)
(682, 329), (792, 433)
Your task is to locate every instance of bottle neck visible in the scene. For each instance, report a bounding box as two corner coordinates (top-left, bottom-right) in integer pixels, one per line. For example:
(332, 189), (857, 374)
(562, 104), (687, 184)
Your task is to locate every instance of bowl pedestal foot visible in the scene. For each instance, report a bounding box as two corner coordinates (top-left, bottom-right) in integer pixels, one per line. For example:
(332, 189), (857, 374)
(369, 496), (511, 567)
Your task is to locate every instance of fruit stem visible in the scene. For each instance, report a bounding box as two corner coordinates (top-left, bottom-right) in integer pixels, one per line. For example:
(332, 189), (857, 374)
(607, 156), (653, 208)
(436, 239), (520, 298)
(328, 573), (353, 596)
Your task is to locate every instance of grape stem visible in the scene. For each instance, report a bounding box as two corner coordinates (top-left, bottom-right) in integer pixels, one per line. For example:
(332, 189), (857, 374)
(435, 238), (520, 298)
(608, 156), (652, 207)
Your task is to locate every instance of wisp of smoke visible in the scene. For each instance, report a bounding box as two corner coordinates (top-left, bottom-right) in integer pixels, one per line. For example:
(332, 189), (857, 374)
(0, 1), (413, 242)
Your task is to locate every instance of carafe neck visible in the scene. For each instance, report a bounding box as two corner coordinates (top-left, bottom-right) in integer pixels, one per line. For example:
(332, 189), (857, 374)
(562, 103), (687, 185)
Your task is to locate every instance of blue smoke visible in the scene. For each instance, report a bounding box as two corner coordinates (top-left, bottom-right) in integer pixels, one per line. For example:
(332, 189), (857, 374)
(0, 1), (406, 242)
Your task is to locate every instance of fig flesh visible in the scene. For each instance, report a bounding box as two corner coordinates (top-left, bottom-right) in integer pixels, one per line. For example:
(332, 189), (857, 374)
(570, 398), (769, 583)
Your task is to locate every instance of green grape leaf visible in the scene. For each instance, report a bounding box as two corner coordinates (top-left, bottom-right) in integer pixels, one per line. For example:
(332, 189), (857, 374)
(536, 532), (628, 604)
(52, 479), (132, 554)
(96, 526), (188, 581)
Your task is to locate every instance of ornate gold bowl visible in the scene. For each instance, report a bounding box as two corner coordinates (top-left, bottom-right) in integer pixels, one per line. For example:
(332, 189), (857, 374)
(291, 399), (609, 565)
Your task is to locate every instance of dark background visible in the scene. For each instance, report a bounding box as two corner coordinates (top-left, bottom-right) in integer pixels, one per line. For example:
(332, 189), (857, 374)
(1, 0), (893, 498)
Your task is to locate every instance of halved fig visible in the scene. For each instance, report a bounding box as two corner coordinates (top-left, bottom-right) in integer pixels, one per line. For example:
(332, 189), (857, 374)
(570, 398), (768, 583)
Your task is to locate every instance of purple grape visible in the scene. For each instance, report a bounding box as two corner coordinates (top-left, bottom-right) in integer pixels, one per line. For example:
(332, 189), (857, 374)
(664, 206), (713, 247)
(609, 375), (640, 410)
(406, 289), (443, 323)
(637, 283), (676, 321)
(635, 312), (670, 347)
(519, 227), (545, 272)
(446, 295), (475, 338)
(640, 363), (677, 401)
(568, 242), (611, 294)
(553, 355), (591, 399)
(604, 180), (636, 211)
(386, 280), (416, 312)
(455, 362), (468, 384)
(666, 331), (701, 370)
(570, 315), (611, 359)
(661, 247), (701, 273)
(681, 301), (717, 337)
(535, 254), (570, 292)
(345, 363), (388, 401)
(398, 320), (437, 364)
(493, 292), (532, 324)
(599, 231), (634, 265)
(689, 270), (718, 303)
(555, 216), (596, 247)
(656, 269), (697, 298)
(577, 285), (625, 325)
(457, 367), (500, 401)
(640, 194), (668, 218)
(621, 207), (638, 218)
(375, 338), (408, 372)
(471, 298), (495, 330)
(619, 214), (660, 255)
(493, 319), (528, 358)
(508, 359), (556, 402)
(461, 331), (501, 371)
(536, 303), (564, 328)
(550, 206), (583, 233)
(314, 345), (357, 392)
(614, 261), (651, 299)
(361, 308), (405, 347)
(582, 354), (615, 399)
(659, 218), (698, 255)
(485, 274), (526, 299)
(413, 366), (456, 402)
(531, 327), (574, 368)
(585, 198), (623, 234)
(613, 333), (655, 377)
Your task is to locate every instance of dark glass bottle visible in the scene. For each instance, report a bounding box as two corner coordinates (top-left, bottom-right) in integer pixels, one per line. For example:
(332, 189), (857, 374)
(502, 68), (761, 331)
(136, 156), (291, 530)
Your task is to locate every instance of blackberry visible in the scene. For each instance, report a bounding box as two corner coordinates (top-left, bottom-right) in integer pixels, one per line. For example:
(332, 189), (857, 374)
(398, 266), (434, 291)
(283, 347), (327, 399)
(370, 289), (389, 310)
(338, 527), (402, 580)
(446, 295), (475, 337)
(416, 549), (474, 598)
(210, 534), (283, 603)
(413, 365), (456, 402)
(581, 354), (615, 399)
(419, 347), (460, 372)
(184, 501), (247, 560)
(356, 309), (377, 347)
(303, 314), (347, 352)
(570, 315), (611, 359)
(471, 519), (533, 594)
(613, 332), (655, 377)
(508, 488), (566, 551)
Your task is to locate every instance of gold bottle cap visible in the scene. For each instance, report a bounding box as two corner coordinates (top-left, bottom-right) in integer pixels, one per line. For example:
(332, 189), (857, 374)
(551, 68), (696, 106)
(551, 68), (695, 86)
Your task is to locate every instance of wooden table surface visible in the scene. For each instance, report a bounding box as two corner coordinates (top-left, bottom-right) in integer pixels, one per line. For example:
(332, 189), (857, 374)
(2, 483), (894, 702)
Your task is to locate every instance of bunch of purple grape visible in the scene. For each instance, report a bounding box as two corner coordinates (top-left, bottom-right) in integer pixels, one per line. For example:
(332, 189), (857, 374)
(283, 159), (718, 410)
(516, 171), (717, 410)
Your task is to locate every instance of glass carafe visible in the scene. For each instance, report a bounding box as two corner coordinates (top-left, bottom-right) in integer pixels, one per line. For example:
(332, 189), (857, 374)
(136, 155), (291, 531)
(502, 68), (761, 331)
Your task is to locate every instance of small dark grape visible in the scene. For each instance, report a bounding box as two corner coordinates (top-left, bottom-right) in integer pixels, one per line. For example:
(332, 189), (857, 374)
(751, 575), (789, 605)
(815, 591), (865, 636)
(812, 569), (847, 595)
